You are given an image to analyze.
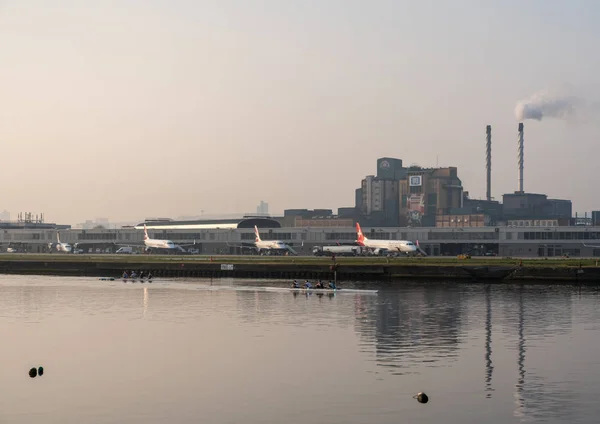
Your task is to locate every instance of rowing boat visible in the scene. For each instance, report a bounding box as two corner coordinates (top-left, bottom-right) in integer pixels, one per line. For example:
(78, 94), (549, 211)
(98, 277), (153, 283)
(267, 287), (378, 294)
(193, 285), (378, 294)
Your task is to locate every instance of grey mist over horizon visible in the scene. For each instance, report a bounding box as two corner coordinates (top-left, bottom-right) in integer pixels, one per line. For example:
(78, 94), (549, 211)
(1, 0), (600, 225)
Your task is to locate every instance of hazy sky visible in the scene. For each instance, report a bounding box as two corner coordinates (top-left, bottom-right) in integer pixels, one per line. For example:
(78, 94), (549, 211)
(1, 0), (600, 224)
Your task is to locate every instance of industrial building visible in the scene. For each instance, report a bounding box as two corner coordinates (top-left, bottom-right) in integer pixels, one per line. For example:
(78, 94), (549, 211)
(353, 121), (574, 229)
(355, 158), (464, 227)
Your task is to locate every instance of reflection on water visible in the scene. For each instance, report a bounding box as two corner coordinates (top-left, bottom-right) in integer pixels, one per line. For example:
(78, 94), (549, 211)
(1, 276), (600, 424)
(485, 285), (494, 398)
(355, 285), (464, 375)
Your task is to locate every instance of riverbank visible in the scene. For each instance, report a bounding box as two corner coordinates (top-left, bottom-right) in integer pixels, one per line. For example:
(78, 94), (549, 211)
(0, 254), (598, 282)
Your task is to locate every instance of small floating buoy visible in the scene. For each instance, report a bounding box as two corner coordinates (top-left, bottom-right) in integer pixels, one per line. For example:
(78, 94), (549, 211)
(413, 392), (429, 404)
(38, 366), (44, 376)
(29, 368), (37, 378)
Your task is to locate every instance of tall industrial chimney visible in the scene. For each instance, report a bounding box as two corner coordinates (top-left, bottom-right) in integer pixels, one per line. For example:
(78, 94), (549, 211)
(517, 122), (524, 193)
(486, 125), (492, 201)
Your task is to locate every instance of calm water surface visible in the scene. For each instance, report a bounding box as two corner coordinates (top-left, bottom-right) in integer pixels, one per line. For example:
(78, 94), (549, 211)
(1, 275), (600, 423)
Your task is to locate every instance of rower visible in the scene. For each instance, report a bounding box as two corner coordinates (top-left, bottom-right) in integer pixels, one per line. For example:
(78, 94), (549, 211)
(315, 281), (323, 289)
(291, 280), (300, 288)
(328, 281), (337, 289)
(304, 281), (312, 289)
(130, 271), (138, 279)
(122, 271), (129, 279)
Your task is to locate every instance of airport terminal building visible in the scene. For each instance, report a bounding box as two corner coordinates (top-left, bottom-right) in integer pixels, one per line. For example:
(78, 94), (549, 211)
(4, 217), (600, 257)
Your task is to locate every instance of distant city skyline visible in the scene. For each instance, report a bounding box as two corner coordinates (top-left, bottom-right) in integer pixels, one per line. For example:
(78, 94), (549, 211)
(2, 1), (600, 223)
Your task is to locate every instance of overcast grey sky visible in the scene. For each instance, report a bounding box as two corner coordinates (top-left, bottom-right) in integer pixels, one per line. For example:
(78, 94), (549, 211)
(1, 0), (599, 224)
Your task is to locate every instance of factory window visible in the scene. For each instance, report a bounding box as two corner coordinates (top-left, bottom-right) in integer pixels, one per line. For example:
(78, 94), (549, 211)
(593, 249), (600, 257)
(401, 196), (408, 208)
(517, 232), (524, 240)
(506, 232), (512, 240)
(209, 233), (215, 240)
(428, 193), (437, 206)
(241, 233), (254, 240)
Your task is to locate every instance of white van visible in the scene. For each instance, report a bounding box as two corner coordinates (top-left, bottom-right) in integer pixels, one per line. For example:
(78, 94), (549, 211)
(116, 247), (133, 254)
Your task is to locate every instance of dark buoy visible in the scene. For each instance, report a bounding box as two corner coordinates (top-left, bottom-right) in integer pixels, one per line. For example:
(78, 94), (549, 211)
(38, 366), (44, 376)
(29, 367), (37, 378)
(414, 392), (429, 404)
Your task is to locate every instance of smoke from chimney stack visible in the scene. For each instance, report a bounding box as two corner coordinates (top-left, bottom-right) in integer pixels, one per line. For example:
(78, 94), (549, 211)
(518, 123), (524, 193)
(486, 125), (491, 201)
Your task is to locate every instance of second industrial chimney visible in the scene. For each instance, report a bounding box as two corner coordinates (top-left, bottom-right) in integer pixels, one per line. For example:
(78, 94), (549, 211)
(517, 122), (524, 193)
(486, 125), (491, 201)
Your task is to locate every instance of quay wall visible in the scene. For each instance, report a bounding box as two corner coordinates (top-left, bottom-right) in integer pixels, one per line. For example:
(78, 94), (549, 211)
(0, 255), (598, 283)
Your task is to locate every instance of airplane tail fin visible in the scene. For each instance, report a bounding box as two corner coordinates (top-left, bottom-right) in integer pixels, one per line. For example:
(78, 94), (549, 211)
(143, 224), (149, 241)
(56, 232), (61, 244)
(254, 225), (262, 243)
(356, 223), (366, 246)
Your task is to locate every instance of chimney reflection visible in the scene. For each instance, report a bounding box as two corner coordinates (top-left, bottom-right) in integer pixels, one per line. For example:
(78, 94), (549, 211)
(514, 287), (526, 417)
(485, 285), (494, 398)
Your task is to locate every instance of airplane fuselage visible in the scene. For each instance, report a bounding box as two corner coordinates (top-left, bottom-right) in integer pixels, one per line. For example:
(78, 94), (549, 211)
(360, 239), (416, 253)
(256, 240), (288, 250)
(50, 243), (72, 253)
(144, 239), (176, 249)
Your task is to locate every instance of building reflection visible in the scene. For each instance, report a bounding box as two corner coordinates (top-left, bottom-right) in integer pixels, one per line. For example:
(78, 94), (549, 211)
(512, 286), (577, 422)
(354, 285), (464, 374)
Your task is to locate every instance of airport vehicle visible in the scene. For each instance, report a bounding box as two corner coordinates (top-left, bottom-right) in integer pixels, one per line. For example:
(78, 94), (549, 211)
(312, 245), (365, 256)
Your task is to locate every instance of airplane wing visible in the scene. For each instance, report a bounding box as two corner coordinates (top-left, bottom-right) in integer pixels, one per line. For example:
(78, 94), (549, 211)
(112, 242), (145, 247)
(177, 241), (200, 248)
(225, 242), (258, 250)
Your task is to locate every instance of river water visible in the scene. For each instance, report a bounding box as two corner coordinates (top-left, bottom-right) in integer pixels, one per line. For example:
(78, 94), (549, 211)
(1, 275), (600, 423)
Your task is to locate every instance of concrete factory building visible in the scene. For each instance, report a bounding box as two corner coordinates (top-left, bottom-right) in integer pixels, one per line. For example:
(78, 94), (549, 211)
(356, 158), (464, 227)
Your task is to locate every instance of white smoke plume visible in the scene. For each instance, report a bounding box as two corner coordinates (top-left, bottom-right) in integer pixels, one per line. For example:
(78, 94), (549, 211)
(514, 88), (581, 121)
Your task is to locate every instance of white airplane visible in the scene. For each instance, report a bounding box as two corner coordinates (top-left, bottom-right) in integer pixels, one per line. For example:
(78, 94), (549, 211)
(228, 226), (296, 255)
(253, 225), (292, 252)
(115, 224), (196, 253)
(355, 223), (418, 254)
(142, 224), (177, 250)
(48, 232), (73, 253)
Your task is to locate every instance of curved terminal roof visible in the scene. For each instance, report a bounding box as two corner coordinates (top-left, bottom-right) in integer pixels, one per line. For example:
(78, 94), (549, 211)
(135, 217), (281, 230)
